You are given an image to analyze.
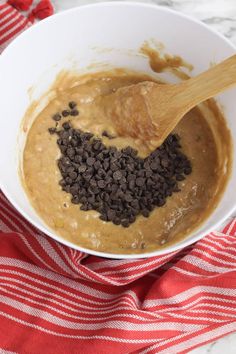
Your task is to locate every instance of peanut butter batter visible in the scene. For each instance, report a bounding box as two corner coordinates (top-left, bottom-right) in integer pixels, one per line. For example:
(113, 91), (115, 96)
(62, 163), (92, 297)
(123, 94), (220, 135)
(22, 69), (231, 254)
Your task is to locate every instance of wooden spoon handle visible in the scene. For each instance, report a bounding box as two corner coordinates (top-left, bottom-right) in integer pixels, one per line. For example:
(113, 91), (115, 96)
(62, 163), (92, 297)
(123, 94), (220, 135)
(177, 54), (236, 112)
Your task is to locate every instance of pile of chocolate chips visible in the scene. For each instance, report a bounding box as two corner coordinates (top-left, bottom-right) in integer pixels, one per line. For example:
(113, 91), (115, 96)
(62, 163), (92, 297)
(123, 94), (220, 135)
(50, 117), (192, 227)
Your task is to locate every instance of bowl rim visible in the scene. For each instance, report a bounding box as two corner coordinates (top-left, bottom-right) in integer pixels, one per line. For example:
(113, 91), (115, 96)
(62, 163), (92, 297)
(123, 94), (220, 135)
(0, 1), (236, 259)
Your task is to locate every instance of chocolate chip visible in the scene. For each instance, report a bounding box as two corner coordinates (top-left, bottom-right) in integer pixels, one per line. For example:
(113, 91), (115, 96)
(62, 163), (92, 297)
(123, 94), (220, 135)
(136, 177), (145, 187)
(62, 122), (71, 130)
(78, 165), (87, 173)
(65, 177), (72, 185)
(48, 127), (57, 134)
(129, 215), (136, 223)
(103, 160), (109, 171)
(97, 180), (106, 189)
(100, 214), (108, 221)
(70, 109), (79, 116)
(113, 170), (123, 181)
(121, 219), (130, 228)
(142, 209), (149, 217)
(52, 113), (61, 122)
(128, 180), (135, 190)
(150, 161), (160, 171)
(88, 195), (95, 204)
(113, 218), (121, 225)
(80, 204), (89, 211)
(107, 209), (116, 221)
(161, 158), (169, 168)
(67, 147), (75, 157)
(125, 193), (133, 202)
(62, 110), (70, 117)
(93, 141), (102, 151)
(110, 163), (118, 172)
(68, 101), (77, 109)
(157, 198), (166, 207)
(71, 196), (80, 204)
(84, 172), (92, 181)
(70, 184), (79, 195)
(94, 161), (102, 170)
(59, 179), (66, 187)
(69, 171), (77, 180)
(90, 179), (97, 187)
(127, 174), (135, 182)
(184, 166), (192, 175)
(143, 160), (150, 169)
(87, 157), (95, 166)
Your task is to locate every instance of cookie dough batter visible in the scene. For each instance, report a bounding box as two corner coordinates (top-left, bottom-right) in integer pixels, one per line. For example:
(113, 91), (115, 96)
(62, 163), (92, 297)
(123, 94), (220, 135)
(22, 70), (231, 254)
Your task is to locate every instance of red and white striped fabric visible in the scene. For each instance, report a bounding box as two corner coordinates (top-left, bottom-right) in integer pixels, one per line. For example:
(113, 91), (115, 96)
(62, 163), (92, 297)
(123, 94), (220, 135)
(0, 2), (31, 52)
(1, 3), (236, 353)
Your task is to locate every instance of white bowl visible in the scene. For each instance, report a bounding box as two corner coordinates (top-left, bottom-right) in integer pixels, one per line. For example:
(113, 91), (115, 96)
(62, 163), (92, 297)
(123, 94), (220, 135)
(0, 2), (235, 259)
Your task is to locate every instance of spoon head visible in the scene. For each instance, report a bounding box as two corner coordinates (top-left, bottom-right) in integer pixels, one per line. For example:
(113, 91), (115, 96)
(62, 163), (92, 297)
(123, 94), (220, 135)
(104, 81), (181, 149)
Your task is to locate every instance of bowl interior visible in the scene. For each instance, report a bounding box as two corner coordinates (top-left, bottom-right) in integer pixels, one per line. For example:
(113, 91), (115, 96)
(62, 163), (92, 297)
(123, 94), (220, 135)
(0, 2), (235, 259)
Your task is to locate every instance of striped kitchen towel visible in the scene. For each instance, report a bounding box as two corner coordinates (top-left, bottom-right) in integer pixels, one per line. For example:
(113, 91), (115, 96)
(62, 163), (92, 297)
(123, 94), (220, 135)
(0, 1), (31, 52)
(1, 2), (236, 354)
(0, 0), (53, 52)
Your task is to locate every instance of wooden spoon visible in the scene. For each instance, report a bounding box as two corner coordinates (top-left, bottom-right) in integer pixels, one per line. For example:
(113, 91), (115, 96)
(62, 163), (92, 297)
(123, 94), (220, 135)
(104, 55), (236, 148)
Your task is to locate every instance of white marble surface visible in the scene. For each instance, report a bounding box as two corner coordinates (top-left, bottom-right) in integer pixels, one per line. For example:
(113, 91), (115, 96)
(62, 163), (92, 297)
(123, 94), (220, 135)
(51, 1), (236, 353)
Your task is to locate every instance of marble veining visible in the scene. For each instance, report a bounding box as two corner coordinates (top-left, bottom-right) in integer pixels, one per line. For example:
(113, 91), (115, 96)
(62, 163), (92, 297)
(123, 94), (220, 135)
(50, 1), (236, 353)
